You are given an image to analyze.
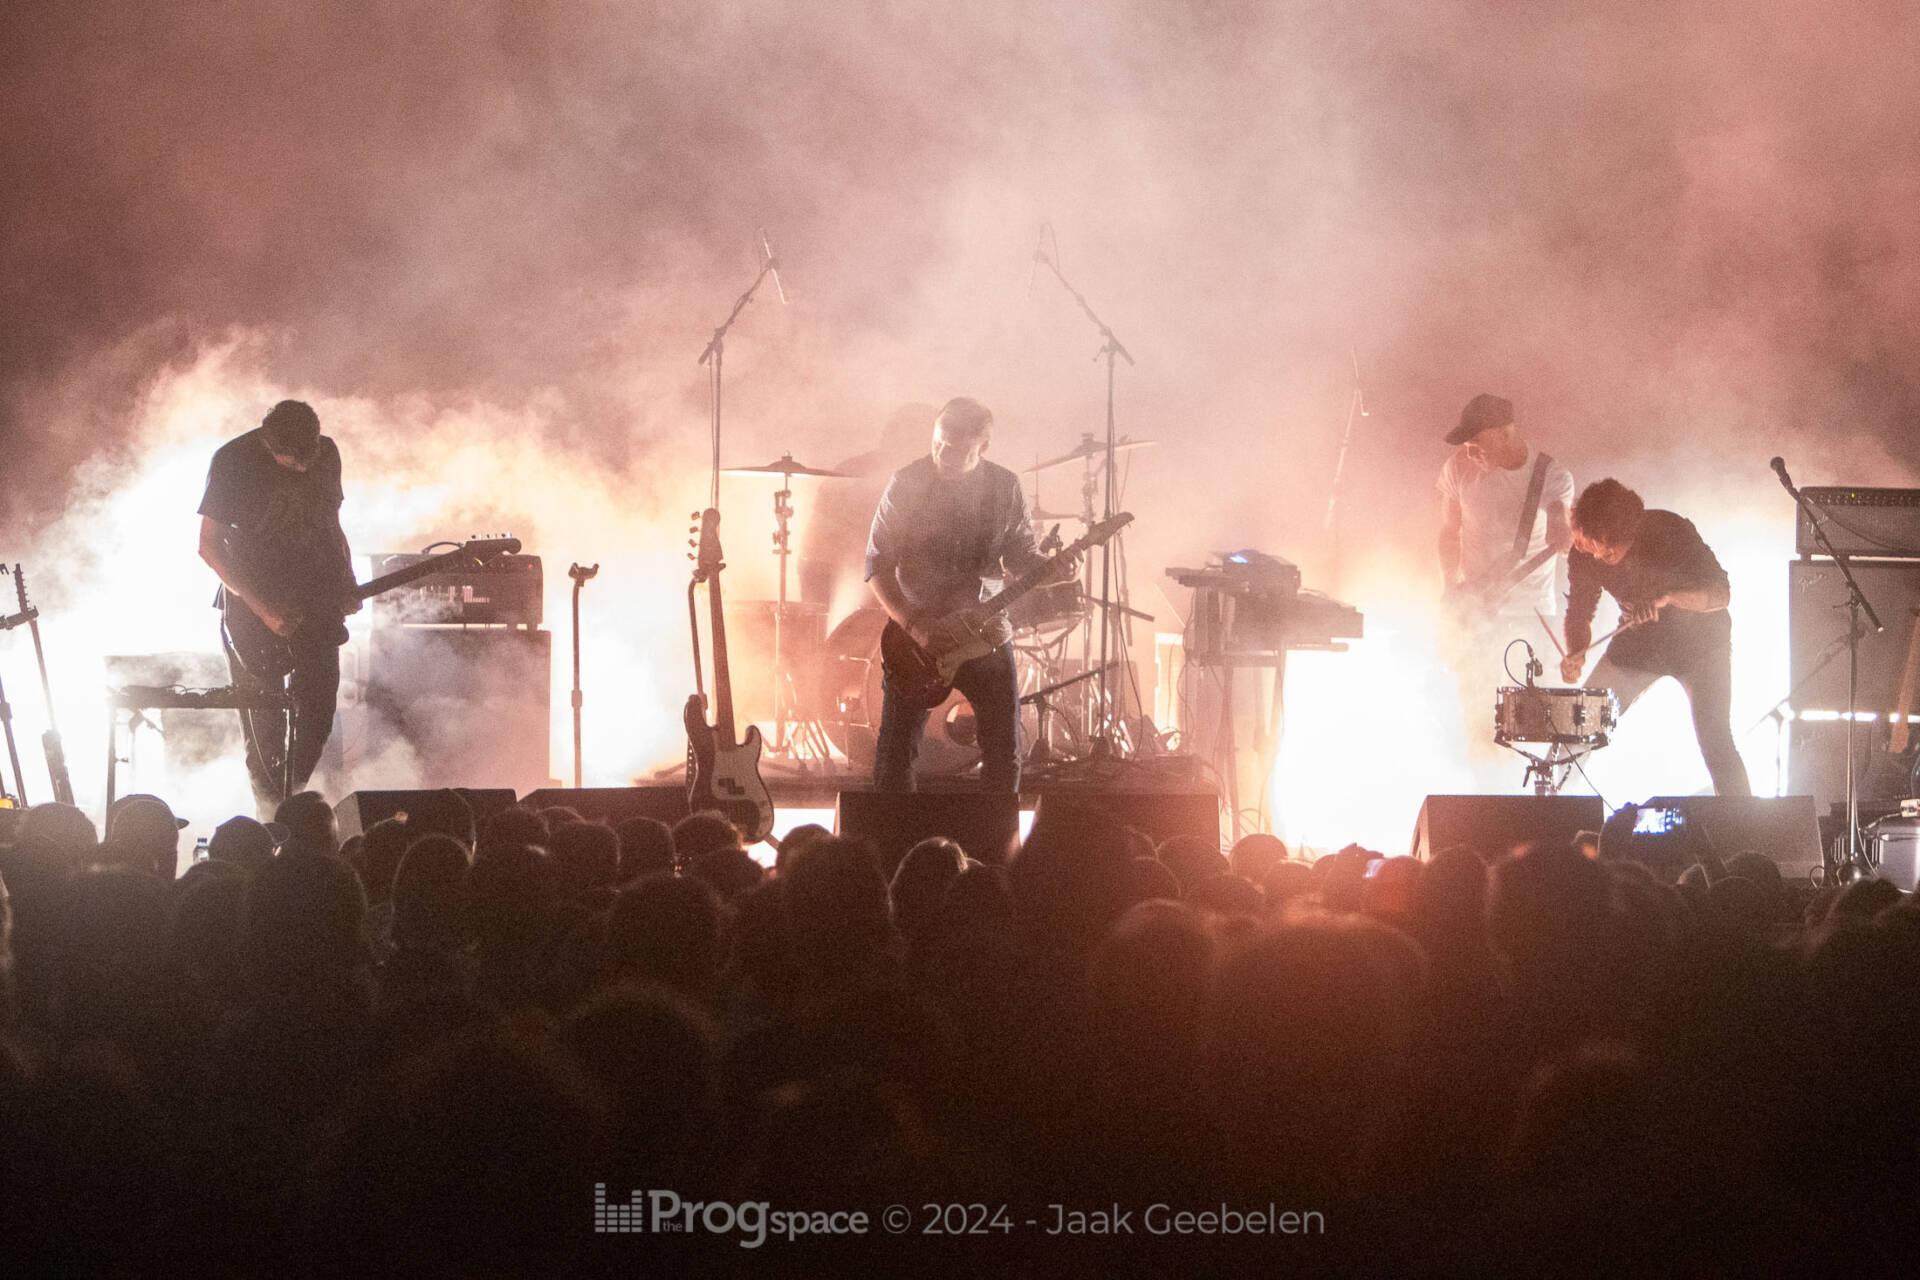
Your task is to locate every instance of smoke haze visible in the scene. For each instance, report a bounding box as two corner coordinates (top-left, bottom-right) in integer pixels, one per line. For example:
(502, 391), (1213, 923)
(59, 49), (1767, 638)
(4, 0), (1919, 848)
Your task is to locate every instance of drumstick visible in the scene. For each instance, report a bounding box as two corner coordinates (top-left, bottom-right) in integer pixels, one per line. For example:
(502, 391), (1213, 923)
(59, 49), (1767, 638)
(1533, 608), (1566, 658)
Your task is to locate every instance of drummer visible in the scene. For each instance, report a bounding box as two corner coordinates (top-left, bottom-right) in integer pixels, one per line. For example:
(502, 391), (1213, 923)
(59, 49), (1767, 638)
(1561, 478), (1751, 797)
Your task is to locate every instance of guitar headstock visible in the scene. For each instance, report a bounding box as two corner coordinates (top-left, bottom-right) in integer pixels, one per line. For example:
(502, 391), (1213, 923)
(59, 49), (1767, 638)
(689, 509), (725, 582)
(1076, 511), (1135, 548)
(459, 536), (522, 562)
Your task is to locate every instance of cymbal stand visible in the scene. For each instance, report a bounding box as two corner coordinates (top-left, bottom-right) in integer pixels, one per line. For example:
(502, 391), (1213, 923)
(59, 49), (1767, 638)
(1035, 246), (1135, 757)
(763, 476), (835, 770)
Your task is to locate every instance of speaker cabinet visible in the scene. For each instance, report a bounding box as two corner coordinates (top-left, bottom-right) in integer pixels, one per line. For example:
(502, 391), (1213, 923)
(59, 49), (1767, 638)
(517, 786), (691, 828)
(364, 628), (551, 794)
(1030, 785), (1223, 851)
(336, 788), (518, 840)
(1640, 794), (1823, 881)
(1412, 795), (1605, 861)
(836, 789), (1022, 874)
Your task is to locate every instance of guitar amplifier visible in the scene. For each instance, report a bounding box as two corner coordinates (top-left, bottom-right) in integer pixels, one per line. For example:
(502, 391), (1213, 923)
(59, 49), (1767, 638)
(369, 550), (543, 626)
(1794, 487), (1920, 559)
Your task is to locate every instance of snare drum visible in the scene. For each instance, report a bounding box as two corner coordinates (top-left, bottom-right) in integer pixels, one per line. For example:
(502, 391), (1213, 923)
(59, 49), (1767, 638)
(1494, 686), (1617, 747)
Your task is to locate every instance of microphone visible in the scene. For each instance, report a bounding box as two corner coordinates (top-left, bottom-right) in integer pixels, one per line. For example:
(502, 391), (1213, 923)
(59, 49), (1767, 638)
(1038, 523), (1063, 554)
(759, 230), (788, 305)
(1770, 456), (1794, 491)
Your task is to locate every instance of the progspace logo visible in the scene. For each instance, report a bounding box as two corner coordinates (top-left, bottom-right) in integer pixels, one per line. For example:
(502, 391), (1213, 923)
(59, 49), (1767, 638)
(593, 1185), (871, 1248)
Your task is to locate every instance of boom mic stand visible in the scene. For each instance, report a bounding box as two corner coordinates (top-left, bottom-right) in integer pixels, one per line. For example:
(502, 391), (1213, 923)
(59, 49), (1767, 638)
(1774, 456), (1883, 882)
(696, 238), (785, 508)
(1035, 244), (1135, 756)
(568, 563), (598, 788)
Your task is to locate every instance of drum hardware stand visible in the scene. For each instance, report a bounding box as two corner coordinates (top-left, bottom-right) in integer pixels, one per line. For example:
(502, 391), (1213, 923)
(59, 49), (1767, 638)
(1749, 630), (1850, 799)
(1033, 241), (1137, 759)
(568, 563), (598, 788)
(1774, 458), (1883, 883)
(1019, 661), (1117, 774)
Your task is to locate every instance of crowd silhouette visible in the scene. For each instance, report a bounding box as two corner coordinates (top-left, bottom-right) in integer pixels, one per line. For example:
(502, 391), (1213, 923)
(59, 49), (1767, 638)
(1, 786), (1916, 1273)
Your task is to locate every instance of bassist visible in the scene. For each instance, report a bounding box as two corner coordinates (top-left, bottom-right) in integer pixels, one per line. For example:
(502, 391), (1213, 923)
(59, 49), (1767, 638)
(865, 398), (1077, 792)
(197, 400), (359, 811)
(1436, 393), (1574, 761)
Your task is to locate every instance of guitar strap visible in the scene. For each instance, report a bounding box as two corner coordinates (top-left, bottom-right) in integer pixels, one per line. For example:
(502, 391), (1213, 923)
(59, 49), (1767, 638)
(1511, 451), (1552, 562)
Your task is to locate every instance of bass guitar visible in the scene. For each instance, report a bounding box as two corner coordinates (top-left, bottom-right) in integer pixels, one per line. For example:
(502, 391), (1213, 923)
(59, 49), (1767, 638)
(683, 509), (774, 842)
(880, 512), (1133, 708)
(224, 536), (521, 679)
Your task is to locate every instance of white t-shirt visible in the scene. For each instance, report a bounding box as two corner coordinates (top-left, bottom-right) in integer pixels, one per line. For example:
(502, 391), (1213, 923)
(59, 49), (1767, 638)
(1437, 446), (1575, 616)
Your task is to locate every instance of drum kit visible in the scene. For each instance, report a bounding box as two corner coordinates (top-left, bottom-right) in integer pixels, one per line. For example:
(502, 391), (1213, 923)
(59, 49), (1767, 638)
(720, 433), (1154, 778)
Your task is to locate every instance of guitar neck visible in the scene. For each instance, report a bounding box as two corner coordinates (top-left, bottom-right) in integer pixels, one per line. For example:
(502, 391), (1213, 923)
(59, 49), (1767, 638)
(707, 573), (739, 743)
(355, 540), (520, 601)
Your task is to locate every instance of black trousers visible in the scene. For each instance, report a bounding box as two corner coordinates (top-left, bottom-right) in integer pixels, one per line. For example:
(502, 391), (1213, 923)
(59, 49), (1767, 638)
(1590, 646), (1752, 798)
(222, 618), (341, 808)
(874, 642), (1021, 792)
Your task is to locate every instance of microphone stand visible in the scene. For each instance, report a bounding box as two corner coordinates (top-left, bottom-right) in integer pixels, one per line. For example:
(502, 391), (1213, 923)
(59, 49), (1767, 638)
(1776, 461), (1883, 881)
(1035, 247), (1134, 756)
(697, 245), (782, 509)
(568, 563), (598, 788)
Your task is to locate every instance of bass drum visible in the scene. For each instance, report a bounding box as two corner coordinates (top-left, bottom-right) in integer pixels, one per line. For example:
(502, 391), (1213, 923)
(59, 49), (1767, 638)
(822, 607), (980, 777)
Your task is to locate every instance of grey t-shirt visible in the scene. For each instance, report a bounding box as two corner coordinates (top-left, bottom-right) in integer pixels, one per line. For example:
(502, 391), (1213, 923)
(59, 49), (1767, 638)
(865, 456), (1043, 644)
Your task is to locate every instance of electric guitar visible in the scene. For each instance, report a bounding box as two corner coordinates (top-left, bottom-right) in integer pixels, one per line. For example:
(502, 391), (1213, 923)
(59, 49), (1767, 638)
(9, 566), (73, 806)
(683, 509), (774, 842)
(223, 536), (522, 679)
(880, 512), (1133, 708)
(1444, 540), (1563, 623)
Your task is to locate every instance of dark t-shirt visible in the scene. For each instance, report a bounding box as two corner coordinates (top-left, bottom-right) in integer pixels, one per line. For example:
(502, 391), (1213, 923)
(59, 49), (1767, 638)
(865, 456), (1042, 644)
(1566, 509), (1731, 674)
(198, 428), (349, 612)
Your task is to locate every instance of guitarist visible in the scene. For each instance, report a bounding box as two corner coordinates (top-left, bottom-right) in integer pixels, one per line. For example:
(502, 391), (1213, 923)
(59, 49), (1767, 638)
(196, 400), (360, 810)
(1437, 393), (1575, 753)
(864, 397), (1078, 792)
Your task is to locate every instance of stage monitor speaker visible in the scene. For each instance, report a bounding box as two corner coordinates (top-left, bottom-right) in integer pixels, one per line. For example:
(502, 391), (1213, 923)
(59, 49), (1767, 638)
(364, 628), (551, 794)
(1030, 785), (1222, 851)
(1412, 795), (1605, 861)
(517, 786), (691, 829)
(336, 788), (518, 840)
(1640, 794), (1822, 881)
(837, 789), (1021, 875)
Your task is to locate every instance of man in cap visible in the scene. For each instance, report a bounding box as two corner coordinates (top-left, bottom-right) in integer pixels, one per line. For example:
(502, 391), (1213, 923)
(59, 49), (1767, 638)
(1437, 394), (1576, 761)
(197, 400), (359, 813)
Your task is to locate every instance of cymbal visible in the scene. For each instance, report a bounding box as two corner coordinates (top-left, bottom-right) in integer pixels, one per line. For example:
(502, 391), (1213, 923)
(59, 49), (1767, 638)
(1022, 436), (1156, 474)
(722, 452), (853, 479)
(1030, 507), (1084, 522)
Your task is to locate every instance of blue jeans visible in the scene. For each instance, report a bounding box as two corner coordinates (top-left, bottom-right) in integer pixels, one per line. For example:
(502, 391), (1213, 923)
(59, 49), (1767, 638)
(874, 642), (1021, 792)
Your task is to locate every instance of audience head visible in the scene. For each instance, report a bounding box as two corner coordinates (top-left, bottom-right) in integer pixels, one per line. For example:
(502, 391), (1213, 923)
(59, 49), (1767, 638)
(604, 876), (727, 998)
(672, 810), (744, 866)
(546, 822), (621, 904)
(481, 806), (550, 853)
(391, 833), (471, 953)
(104, 793), (188, 880)
(613, 816), (674, 883)
(1229, 832), (1290, 883)
(275, 791), (338, 857)
(207, 815), (282, 874)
